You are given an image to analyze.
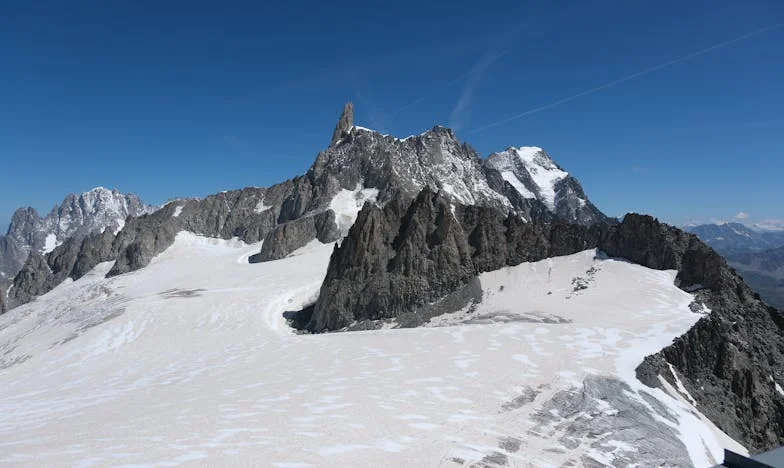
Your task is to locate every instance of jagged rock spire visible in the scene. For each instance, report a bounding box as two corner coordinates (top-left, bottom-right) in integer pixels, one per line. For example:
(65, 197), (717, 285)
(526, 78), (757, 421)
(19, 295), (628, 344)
(330, 102), (354, 146)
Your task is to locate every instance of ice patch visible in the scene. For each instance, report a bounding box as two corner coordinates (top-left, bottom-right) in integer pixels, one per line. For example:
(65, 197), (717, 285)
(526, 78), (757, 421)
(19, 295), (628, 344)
(770, 376), (784, 397)
(172, 206), (183, 217)
(113, 218), (125, 235)
(500, 171), (535, 199)
(329, 184), (379, 235)
(510, 147), (567, 210)
(669, 363), (697, 406)
(254, 199), (272, 214)
(43, 233), (60, 253)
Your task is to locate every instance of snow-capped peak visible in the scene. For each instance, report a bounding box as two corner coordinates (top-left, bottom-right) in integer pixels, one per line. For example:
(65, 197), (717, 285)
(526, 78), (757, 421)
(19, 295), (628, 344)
(485, 146), (569, 211)
(0, 188), (156, 281)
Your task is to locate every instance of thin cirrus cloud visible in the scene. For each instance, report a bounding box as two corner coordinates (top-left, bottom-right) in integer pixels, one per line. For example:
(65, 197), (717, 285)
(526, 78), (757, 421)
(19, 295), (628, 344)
(470, 20), (784, 134)
(351, 79), (391, 133)
(448, 45), (506, 131)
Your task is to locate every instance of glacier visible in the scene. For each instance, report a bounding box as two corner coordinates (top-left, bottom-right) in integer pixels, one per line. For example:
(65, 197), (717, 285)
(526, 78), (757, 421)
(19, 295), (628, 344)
(0, 232), (746, 466)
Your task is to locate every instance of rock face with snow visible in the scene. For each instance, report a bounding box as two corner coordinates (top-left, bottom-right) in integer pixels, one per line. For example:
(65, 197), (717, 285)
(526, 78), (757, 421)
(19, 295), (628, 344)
(302, 189), (601, 332)
(5, 104), (608, 309)
(484, 147), (606, 225)
(252, 210), (340, 263)
(0, 188), (153, 285)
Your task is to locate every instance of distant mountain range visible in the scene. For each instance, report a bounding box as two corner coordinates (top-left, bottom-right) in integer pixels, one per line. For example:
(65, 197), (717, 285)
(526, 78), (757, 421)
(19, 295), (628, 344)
(686, 222), (784, 308)
(685, 222), (784, 255)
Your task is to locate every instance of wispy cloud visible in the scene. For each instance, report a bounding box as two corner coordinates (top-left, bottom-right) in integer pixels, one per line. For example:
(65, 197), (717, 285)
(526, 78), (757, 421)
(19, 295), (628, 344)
(351, 79), (391, 133)
(734, 212), (750, 219)
(223, 133), (249, 156)
(471, 20), (784, 134)
(449, 46), (505, 131)
(753, 219), (784, 231)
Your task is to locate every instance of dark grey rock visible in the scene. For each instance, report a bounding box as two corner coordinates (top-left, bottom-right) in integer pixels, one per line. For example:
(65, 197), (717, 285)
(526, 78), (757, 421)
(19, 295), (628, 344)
(302, 189), (605, 332)
(7, 252), (56, 307)
(330, 102), (354, 147)
(497, 437), (522, 453)
(305, 189), (477, 332)
(501, 385), (540, 411)
(255, 210), (339, 262)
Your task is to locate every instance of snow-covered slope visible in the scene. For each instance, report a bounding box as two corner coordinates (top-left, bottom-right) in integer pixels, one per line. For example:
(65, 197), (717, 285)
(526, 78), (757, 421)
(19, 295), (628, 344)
(0, 234), (744, 466)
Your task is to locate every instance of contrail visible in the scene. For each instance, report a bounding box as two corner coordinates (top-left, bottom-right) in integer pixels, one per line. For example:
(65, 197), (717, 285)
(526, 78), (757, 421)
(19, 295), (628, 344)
(471, 21), (784, 134)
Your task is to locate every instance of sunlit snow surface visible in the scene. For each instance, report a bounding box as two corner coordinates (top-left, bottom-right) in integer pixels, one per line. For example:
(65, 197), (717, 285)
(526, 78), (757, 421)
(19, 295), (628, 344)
(0, 233), (745, 466)
(42, 233), (60, 253)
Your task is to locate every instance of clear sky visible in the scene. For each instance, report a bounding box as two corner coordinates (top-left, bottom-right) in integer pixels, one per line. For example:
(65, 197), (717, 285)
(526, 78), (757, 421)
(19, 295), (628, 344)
(2, 1), (783, 231)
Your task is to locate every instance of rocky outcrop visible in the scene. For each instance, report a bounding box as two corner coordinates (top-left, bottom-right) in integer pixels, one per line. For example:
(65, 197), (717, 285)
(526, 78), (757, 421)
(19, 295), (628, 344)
(307, 190), (478, 331)
(0, 286), (6, 314)
(330, 102), (354, 146)
(303, 189), (600, 332)
(634, 267), (784, 451)
(252, 210), (340, 263)
(483, 147), (609, 226)
(7, 252), (56, 307)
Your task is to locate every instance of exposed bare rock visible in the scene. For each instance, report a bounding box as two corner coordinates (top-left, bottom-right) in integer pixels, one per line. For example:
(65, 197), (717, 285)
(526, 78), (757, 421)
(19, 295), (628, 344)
(330, 102), (354, 146)
(252, 210), (340, 263)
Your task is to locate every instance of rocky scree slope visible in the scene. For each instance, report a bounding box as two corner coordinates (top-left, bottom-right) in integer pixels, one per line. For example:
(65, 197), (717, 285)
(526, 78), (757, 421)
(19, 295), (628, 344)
(0, 187), (153, 286)
(298, 188), (784, 453)
(5, 104), (607, 310)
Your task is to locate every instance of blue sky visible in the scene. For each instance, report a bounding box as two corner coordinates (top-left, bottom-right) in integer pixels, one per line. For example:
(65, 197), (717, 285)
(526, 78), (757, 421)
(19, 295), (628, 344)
(1, 0), (783, 230)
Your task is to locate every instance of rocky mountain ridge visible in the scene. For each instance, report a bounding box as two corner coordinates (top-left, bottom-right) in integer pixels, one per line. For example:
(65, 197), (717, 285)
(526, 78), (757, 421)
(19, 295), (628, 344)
(0, 187), (153, 288)
(686, 222), (784, 255)
(4, 104), (608, 310)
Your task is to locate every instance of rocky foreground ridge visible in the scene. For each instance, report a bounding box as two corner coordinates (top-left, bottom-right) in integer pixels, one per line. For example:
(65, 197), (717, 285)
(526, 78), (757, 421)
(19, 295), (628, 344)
(293, 188), (784, 453)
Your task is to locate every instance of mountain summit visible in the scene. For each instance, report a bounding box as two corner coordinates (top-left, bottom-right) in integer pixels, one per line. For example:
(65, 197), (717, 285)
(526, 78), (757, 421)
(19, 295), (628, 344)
(4, 104), (607, 309)
(330, 101), (354, 146)
(0, 187), (154, 286)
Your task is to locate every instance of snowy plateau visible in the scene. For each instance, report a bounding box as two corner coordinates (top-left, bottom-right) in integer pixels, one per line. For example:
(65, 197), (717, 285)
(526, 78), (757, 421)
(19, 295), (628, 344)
(0, 231), (745, 466)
